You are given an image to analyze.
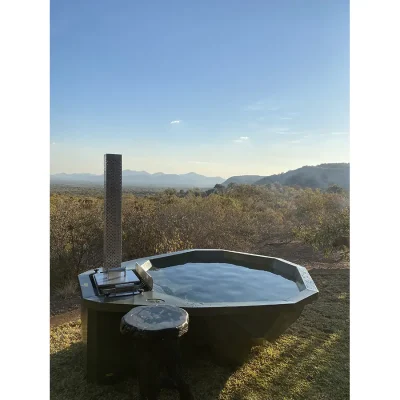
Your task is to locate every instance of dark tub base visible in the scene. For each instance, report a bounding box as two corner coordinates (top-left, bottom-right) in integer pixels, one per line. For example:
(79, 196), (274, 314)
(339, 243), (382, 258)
(82, 302), (304, 383)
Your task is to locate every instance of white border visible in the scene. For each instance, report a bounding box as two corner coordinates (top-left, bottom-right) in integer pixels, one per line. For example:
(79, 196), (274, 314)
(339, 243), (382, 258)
(0, 0), (49, 399)
(351, 0), (400, 398)
(2, 0), (400, 398)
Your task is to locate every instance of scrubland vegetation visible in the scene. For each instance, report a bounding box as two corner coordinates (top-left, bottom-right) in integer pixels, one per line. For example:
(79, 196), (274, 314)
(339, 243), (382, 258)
(50, 183), (349, 294)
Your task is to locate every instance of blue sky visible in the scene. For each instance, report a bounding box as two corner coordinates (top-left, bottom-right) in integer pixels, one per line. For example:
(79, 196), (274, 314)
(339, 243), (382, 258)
(50, 0), (349, 178)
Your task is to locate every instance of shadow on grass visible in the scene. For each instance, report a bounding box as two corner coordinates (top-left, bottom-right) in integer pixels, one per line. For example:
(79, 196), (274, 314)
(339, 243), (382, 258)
(50, 341), (233, 400)
(50, 269), (349, 400)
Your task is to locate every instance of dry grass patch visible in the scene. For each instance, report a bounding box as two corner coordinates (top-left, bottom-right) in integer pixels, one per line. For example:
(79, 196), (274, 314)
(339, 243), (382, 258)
(50, 269), (349, 400)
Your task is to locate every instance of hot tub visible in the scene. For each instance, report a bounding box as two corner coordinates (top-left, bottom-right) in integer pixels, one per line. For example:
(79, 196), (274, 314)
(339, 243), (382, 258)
(78, 249), (318, 383)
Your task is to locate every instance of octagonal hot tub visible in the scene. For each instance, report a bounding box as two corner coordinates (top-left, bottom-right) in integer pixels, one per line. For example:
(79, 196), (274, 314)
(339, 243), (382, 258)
(79, 249), (318, 383)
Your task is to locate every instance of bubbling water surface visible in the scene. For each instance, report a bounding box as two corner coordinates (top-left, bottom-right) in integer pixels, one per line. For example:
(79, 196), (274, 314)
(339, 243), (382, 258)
(150, 262), (300, 303)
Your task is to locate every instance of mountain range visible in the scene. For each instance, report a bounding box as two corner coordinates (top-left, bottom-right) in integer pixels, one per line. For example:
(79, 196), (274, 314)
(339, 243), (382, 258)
(51, 170), (225, 188)
(51, 163), (349, 190)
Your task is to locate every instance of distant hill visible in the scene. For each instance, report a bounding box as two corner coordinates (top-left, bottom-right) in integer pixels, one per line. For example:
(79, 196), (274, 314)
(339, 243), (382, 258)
(223, 163), (349, 190)
(50, 170), (225, 188)
(222, 175), (264, 186)
(254, 163), (349, 190)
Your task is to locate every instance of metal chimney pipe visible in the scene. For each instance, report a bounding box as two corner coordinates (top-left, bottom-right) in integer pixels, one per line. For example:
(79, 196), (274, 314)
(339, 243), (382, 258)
(103, 154), (122, 271)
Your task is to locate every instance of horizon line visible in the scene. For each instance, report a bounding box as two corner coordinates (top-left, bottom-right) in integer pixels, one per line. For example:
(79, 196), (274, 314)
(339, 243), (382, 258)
(50, 161), (350, 180)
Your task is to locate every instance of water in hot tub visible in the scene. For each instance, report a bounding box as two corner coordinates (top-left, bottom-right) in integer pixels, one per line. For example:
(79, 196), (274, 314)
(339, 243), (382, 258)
(150, 262), (300, 303)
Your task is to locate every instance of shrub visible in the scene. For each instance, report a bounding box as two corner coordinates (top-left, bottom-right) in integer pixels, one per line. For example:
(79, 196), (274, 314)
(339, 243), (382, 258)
(292, 190), (350, 256)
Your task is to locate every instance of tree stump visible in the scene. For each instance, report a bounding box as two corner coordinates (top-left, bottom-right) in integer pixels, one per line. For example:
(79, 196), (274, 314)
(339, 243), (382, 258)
(120, 305), (194, 400)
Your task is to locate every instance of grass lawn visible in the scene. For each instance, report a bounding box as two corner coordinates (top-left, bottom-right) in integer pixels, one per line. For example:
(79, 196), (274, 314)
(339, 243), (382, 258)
(50, 268), (349, 400)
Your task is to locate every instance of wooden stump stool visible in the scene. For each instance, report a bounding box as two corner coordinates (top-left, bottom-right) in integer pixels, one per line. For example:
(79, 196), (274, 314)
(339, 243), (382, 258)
(120, 305), (194, 400)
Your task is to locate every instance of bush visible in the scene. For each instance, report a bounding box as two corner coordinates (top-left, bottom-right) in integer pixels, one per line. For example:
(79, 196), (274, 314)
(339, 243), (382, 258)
(50, 195), (103, 288)
(292, 189), (350, 256)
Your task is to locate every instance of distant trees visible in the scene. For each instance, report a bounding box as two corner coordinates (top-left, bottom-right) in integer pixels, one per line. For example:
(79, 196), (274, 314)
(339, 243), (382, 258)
(186, 188), (202, 197)
(285, 173), (320, 189)
(50, 184), (350, 294)
(163, 188), (177, 196)
(326, 184), (345, 194)
(214, 183), (225, 192)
